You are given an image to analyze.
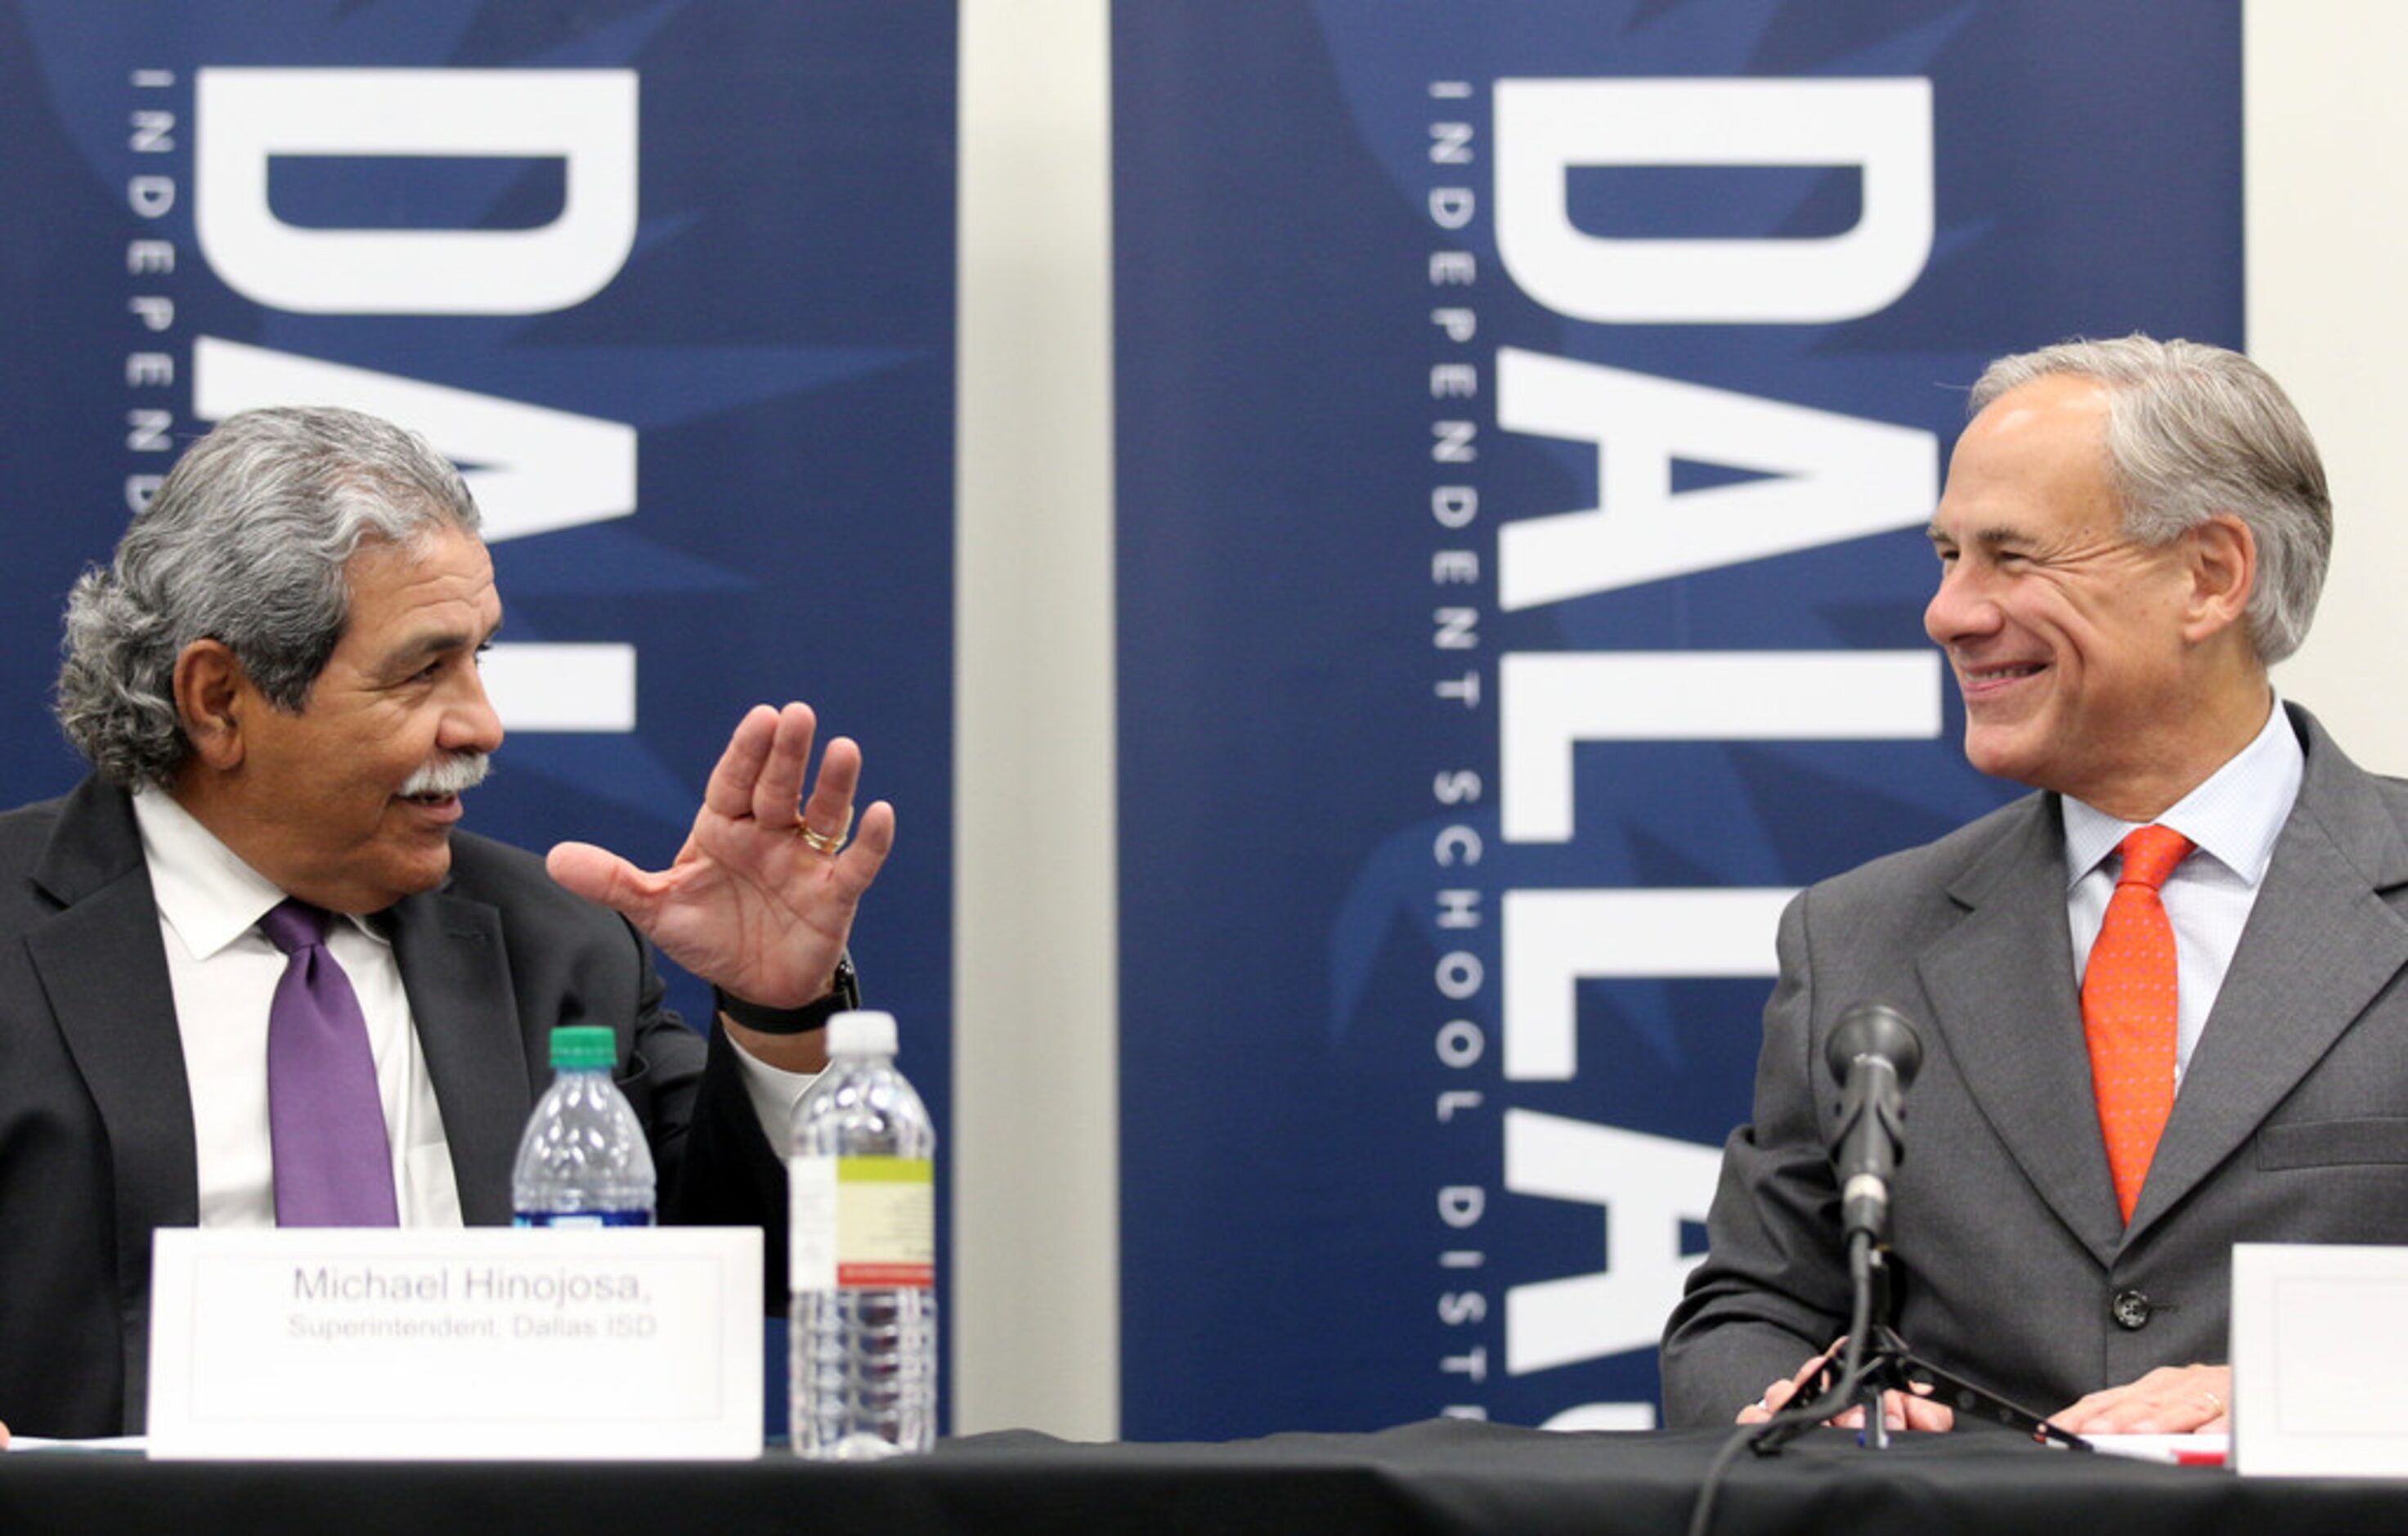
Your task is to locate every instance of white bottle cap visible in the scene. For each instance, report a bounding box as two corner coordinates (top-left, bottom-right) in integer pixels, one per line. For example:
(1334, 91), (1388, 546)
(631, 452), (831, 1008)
(827, 1009), (898, 1057)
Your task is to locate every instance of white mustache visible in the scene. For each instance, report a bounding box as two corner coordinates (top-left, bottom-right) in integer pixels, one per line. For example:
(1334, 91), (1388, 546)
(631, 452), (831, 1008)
(399, 752), (491, 799)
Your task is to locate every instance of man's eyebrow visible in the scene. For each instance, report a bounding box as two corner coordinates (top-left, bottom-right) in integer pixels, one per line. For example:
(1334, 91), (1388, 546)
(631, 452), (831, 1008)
(1926, 523), (2025, 548)
(374, 618), (503, 671)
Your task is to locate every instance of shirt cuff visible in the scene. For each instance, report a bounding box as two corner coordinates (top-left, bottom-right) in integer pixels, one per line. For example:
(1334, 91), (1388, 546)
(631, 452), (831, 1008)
(728, 1033), (820, 1149)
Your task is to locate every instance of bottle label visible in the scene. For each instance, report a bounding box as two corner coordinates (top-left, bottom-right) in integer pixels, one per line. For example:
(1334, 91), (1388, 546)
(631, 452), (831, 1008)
(513, 1210), (653, 1228)
(788, 1155), (935, 1290)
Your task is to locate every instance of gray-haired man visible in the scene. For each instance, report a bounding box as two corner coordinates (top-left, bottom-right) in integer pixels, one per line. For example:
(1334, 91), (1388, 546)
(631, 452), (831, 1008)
(1, 407), (890, 1439)
(1665, 337), (2401, 1437)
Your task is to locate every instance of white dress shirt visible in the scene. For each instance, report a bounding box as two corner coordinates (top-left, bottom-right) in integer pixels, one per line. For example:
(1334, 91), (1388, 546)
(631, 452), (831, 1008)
(733, 1045), (820, 1153)
(132, 789), (464, 1227)
(2062, 697), (2305, 1085)
(132, 790), (818, 1224)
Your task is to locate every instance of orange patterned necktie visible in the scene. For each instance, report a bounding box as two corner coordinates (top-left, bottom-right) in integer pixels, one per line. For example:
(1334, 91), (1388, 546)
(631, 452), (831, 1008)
(2083, 824), (2195, 1224)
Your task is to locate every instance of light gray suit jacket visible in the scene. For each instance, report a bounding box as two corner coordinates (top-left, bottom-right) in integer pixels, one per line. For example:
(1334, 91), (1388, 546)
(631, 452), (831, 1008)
(1661, 703), (2408, 1426)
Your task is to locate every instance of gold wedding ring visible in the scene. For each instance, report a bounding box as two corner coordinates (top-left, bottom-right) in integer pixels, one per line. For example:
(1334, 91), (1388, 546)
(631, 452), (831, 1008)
(800, 809), (852, 856)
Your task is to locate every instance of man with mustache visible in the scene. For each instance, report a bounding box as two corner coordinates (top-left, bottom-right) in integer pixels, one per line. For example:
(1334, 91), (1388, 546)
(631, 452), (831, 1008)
(0, 406), (890, 1439)
(1664, 336), (2405, 1439)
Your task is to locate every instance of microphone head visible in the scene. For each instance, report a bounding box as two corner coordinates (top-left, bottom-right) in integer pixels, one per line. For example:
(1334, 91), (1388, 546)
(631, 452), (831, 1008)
(1827, 1003), (1923, 1089)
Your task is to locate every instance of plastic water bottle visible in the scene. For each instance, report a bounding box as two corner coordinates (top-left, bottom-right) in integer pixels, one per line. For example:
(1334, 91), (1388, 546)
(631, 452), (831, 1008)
(789, 1009), (937, 1458)
(512, 1025), (657, 1226)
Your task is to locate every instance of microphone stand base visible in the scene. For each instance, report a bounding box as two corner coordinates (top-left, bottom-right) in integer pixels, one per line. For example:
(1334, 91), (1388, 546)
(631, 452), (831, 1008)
(1749, 1326), (2093, 1456)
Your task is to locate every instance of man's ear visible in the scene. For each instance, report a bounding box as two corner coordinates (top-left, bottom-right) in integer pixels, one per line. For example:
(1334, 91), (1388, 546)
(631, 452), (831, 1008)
(172, 640), (250, 771)
(2182, 513), (2257, 644)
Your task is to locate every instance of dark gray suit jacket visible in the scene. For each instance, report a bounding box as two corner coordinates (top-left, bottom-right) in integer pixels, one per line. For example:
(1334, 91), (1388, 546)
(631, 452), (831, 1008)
(1661, 704), (2408, 1426)
(0, 776), (790, 1438)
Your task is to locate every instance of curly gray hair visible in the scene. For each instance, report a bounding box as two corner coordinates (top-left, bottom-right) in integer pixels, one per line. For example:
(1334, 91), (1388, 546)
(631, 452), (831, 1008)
(55, 406), (482, 788)
(1968, 335), (2331, 665)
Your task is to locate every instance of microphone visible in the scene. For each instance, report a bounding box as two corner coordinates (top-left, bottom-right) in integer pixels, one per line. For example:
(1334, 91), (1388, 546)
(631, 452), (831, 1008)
(1824, 1003), (1924, 1246)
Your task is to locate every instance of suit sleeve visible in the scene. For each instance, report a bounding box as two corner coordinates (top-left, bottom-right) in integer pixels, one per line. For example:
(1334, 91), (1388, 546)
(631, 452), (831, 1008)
(1658, 887), (1854, 1426)
(609, 926), (791, 1308)
(660, 1023), (793, 1304)
(654, 967), (859, 1304)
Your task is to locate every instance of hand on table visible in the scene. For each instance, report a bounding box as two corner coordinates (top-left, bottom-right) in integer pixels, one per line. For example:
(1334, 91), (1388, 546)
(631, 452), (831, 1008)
(547, 702), (894, 1015)
(2051, 1363), (2230, 1435)
(1735, 1341), (1955, 1433)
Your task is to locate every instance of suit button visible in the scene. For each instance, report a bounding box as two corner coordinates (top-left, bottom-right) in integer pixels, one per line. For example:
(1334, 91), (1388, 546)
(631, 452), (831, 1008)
(2111, 1290), (2153, 1330)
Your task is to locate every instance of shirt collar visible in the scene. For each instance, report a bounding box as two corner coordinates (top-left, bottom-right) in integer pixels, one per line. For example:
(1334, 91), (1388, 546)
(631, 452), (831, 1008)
(2061, 694), (2304, 891)
(129, 789), (385, 959)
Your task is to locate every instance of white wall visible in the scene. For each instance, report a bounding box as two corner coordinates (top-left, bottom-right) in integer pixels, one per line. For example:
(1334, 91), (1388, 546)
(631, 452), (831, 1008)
(948, 1), (2408, 1440)
(953, 0), (1118, 1439)
(2252, 3), (2408, 769)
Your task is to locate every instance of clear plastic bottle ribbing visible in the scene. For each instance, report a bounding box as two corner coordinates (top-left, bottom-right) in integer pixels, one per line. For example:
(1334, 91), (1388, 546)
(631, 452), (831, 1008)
(789, 1009), (937, 1458)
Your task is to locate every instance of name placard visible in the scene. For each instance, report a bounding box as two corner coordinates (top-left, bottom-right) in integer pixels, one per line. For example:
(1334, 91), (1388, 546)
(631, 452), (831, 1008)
(2232, 1242), (2408, 1476)
(148, 1227), (762, 1460)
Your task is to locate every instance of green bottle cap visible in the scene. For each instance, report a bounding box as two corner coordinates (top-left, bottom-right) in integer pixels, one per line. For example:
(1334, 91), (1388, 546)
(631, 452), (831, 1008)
(549, 1025), (618, 1071)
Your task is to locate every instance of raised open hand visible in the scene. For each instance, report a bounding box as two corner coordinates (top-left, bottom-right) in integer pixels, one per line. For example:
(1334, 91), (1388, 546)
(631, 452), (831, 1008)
(546, 703), (894, 1007)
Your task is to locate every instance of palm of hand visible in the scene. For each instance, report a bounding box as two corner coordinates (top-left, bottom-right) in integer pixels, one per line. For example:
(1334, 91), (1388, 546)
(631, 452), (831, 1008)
(641, 811), (861, 1005)
(545, 703), (895, 1008)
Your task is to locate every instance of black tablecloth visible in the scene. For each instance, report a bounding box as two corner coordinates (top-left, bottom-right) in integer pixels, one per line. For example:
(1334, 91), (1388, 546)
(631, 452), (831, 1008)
(5, 1421), (2406, 1534)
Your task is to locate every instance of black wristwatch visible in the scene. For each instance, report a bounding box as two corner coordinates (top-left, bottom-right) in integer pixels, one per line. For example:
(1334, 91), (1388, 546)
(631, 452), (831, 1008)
(713, 954), (859, 1035)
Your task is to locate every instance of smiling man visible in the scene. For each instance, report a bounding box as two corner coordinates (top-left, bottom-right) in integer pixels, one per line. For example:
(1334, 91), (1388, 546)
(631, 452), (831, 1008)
(1661, 336), (2408, 1437)
(0, 407), (890, 1439)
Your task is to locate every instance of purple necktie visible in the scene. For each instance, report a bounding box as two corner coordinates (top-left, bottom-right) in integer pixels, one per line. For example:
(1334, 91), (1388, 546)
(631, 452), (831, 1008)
(261, 900), (399, 1226)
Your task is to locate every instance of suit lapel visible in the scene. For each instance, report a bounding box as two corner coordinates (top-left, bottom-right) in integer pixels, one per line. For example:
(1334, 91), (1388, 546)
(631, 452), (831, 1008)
(2128, 712), (2408, 1237)
(24, 783), (556, 1242)
(390, 888), (531, 1224)
(25, 780), (196, 1419)
(1917, 794), (2127, 1267)
(30, 882), (196, 1238)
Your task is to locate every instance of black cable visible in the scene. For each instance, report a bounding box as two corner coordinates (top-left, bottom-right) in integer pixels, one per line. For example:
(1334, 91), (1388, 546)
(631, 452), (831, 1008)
(1685, 1233), (1881, 1536)
(1684, 1385), (1848, 1536)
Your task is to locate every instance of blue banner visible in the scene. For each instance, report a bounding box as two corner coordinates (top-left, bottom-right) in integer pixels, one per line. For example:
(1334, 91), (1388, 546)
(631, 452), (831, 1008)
(1114, 1), (2240, 1438)
(0, 1), (955, 1117)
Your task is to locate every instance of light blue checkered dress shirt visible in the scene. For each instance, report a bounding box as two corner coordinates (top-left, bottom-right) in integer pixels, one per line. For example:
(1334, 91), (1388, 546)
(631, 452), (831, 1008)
(2062, 697), (2305, 1086)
